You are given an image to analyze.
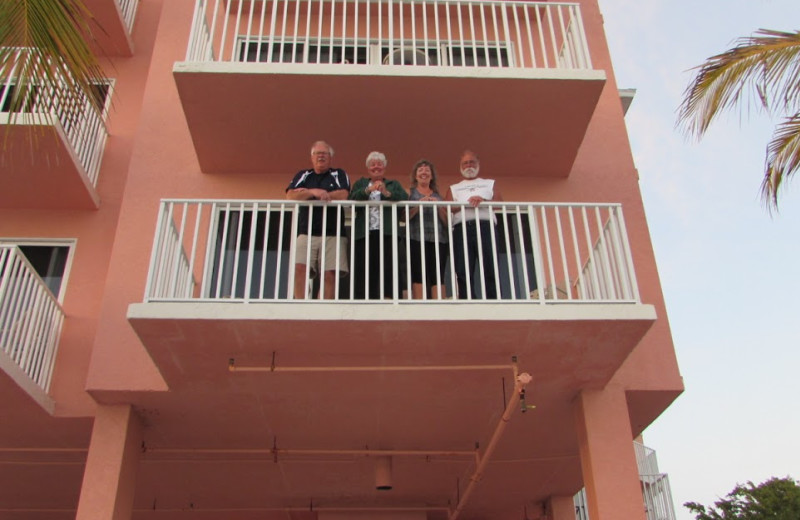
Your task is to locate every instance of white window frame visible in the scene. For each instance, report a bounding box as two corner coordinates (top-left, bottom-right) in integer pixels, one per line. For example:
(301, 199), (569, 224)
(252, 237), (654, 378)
(0, 238), (76, 304)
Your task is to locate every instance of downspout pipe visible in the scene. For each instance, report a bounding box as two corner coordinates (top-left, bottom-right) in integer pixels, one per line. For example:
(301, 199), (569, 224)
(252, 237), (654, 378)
(448, 371), (533, 520)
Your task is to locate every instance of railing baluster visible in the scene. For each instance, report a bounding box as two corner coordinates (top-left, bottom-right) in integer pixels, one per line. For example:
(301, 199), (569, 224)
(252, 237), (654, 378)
(334, 204), (344, 300)
(540, 206), (558, 300)
(348, 201), (356, 299)
(500, 205), (516, 299)
(554, 206), (571, 300)
(468, 3), (477, 66)
(259, 204), (272, 299)
(564, 206), (583, 299)
(533, 4), (547, 68)
(545, 3), (558, 68)
(281, 0), (291, 62)
(479, 4), (489, 67)
(422, 0), (430, 66)
(275, 204), (287, 299)
(267, 0), (279, 62)
(243, 202), (260, 302)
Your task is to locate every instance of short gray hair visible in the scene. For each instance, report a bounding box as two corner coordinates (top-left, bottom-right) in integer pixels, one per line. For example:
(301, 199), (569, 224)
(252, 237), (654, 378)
(310, 141), (334, 157)
(365, 151), (387, 167)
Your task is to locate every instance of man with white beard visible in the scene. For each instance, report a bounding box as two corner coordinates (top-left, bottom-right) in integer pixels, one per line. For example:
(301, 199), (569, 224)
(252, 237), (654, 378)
(445, 150), (503, 300)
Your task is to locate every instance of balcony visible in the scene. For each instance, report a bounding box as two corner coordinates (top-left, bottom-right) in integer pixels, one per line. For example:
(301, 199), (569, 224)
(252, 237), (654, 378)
(174, 0), (605, 175)
(84, 0), (140, 56)
(0, 50), (110, 210)
(0, 246), (64, 413)
(129, 198), (654, 388)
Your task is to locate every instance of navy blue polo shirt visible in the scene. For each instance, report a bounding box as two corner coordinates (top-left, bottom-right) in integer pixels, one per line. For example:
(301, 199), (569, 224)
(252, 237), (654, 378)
(286, 168), (350, 236)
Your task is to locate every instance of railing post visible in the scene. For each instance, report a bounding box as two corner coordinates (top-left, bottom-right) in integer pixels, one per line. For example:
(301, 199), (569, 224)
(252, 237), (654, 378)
(614, 205), (640, 302)
(143, 201), (168, 302)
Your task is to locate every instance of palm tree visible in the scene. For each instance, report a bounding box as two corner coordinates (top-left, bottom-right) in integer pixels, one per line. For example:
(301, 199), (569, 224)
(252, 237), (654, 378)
(0, 0), (106, 131)
(677, 29), (800, 210)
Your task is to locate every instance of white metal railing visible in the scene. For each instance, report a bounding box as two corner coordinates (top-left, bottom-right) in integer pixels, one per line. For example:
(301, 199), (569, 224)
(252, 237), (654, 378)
(634, 442), (677, 520)
(0, 48), (110, 188)
(185, 0), (592, 70)
(117, 0), (141, 33)
(0, 246), (65, 393)
(143, 199), (639, 303)
(573, 443), (677, 520)
(634, 441), (659, 475)
(640, 473), (677, 520)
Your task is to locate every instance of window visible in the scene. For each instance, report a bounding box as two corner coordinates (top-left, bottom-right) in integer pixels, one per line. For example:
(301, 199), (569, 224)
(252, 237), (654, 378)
(0, 240), (74, 301)
(495, 214), (538, 299)
(207, 209), (294, 299)
(449, 45), (510, 67)
(236, 37), (511, 67)
(0, 84), (40, 113)
(206, 207), (356, 300)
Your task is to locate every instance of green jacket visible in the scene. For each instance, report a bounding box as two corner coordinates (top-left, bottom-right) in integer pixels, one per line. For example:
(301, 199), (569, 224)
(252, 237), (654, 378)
(349, 177), (408, 241)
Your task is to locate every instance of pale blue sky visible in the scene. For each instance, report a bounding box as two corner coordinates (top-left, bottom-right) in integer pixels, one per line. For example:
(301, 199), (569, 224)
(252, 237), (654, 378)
(598, 0), (800, 517)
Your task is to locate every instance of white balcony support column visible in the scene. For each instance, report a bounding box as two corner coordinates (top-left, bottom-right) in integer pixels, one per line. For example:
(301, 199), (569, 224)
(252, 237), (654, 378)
(76, 404), (143, 520)
(574, 388), (646, 520)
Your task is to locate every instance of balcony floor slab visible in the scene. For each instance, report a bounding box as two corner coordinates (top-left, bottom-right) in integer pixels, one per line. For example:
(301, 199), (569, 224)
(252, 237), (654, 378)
(128, 300), (654, 392)
(0, 122), (100, 210)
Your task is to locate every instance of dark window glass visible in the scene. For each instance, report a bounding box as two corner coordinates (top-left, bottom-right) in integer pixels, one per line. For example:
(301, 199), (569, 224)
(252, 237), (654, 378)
(495, 214), (537, 299)
(450, 46), (509, 67)
(16, 245), (70, 298)
(307, 44), (368, 64)
(239, 41), (305, 63)
(0, 84), (39, 112)
(209, 210), (293, 299)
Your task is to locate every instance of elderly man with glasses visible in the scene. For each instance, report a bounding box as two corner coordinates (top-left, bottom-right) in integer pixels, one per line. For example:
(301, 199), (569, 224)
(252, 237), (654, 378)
(286, 141), (350, 299)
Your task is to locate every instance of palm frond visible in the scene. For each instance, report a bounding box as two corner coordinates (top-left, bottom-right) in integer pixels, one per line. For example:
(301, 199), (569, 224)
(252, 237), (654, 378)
(677, 29), (800, 138)
(762, 112), (800, 210)
(0, 0), (106, 129)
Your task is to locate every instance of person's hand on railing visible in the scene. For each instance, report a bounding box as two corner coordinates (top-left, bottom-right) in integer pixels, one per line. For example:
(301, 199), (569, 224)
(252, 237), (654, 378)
(467, 195), (484, 207)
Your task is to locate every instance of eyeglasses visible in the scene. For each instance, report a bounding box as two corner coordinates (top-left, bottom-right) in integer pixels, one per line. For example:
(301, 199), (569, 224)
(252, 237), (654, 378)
(312, 151), (330, 156)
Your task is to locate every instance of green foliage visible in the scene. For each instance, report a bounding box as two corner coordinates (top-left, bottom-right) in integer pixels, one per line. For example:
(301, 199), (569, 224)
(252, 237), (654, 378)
(0, 0), (106, 129)
(677, 29), (800, 210)
(684, 476), (800, 519)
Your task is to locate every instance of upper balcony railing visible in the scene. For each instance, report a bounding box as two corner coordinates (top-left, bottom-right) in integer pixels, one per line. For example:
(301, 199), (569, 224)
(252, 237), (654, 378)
(0, 246), (65, 393)
(0, 48), (110, 189)
(117, 0), (140, 33)
(143, 199), (639, 304)
(185, 0), (592, 71)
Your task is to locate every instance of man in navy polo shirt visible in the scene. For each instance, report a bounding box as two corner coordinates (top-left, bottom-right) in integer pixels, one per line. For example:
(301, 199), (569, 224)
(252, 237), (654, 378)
(286, 141), (350, 299)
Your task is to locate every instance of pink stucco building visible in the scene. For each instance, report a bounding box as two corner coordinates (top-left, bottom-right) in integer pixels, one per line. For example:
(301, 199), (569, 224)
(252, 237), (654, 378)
(0, 0), (683, 518)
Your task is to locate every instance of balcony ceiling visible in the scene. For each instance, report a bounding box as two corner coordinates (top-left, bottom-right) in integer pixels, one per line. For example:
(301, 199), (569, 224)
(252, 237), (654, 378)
(119, 301), (655, 518)
(0, 122), (100, 210)
(174, 64), (606, 177)
(0, 364), (92, 519)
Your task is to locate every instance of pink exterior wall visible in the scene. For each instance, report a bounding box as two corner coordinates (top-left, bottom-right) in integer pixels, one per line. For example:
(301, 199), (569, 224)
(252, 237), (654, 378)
(0, 0), (167, 416)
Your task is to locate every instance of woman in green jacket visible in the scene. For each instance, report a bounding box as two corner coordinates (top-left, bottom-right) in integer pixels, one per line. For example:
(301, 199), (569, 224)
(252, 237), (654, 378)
(348, 151), (408, 299)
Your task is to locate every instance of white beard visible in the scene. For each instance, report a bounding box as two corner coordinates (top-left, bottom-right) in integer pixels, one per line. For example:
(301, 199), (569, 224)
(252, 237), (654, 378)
(461, 166), (479, 179)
